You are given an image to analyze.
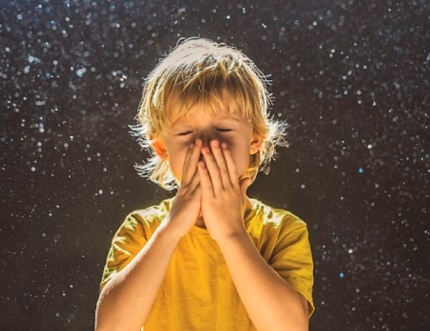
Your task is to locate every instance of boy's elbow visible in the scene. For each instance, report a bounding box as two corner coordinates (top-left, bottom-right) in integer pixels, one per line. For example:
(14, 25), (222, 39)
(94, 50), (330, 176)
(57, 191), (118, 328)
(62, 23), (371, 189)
(275, 318), (308, 331)
(95, 311), (125, 331)
(95, 318), (140, 331)
(294, 318), (309, 331)
(95, 296), (121, 331)
(94, 305), (110, 331)
(275, 306), (309, 331)
(291, 306), (309, 331)
(95, 297), (142, 331)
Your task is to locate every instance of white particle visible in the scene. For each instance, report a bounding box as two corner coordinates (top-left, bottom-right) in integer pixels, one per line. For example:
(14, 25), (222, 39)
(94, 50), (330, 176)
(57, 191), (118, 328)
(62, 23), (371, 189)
(28, 55), (42, 64)
(35, 100), (46, 106)
(76, 67), (87, 77)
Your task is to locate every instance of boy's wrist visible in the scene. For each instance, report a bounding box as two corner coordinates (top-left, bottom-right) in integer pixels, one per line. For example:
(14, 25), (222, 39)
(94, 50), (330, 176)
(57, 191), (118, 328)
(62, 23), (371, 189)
(160, 213), (200, 240)
(212, 223), (248, 245)
(157, 218), (186, 243)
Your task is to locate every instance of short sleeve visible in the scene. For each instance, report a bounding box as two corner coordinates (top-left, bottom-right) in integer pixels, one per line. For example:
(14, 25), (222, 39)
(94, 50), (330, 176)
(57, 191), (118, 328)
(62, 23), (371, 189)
(100, 212), (148, 291)
(269, 218), (314, 316)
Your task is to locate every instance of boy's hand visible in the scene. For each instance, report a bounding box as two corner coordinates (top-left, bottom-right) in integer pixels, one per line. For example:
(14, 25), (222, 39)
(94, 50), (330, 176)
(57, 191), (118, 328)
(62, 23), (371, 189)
(197, 140), (251, 242)
(166, 139), (202, 238)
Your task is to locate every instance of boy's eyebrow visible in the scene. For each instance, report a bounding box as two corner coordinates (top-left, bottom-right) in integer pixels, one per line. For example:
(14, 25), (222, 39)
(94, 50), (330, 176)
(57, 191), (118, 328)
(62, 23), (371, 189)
(173, 116), (242, 125)
(216, 115), (241, 121)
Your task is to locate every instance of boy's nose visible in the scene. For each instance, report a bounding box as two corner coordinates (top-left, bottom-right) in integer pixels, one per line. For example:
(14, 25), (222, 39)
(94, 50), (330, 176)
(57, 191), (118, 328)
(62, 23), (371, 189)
(199, 134), (216, 147)
(202, 139), (210, 147)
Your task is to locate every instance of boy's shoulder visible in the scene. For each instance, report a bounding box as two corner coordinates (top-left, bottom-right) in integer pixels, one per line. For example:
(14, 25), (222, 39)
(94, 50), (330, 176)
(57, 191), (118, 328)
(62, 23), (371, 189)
(118, 198), (174, 237)
(119, 198), (307, 238)
(125, 198), (307, 226)
(246, 199), (310, 250)
(247, 198), (308, 232)
(126, 198), (174, 223)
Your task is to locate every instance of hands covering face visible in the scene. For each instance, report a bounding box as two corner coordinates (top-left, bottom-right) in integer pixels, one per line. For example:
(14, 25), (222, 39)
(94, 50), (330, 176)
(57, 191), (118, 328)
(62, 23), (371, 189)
(168, 139), (251, 241)
(197, 139), (251, 242)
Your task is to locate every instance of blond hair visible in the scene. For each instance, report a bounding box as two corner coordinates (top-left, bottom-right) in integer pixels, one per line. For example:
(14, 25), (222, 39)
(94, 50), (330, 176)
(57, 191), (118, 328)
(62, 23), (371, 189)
(130, 37), (287, 190)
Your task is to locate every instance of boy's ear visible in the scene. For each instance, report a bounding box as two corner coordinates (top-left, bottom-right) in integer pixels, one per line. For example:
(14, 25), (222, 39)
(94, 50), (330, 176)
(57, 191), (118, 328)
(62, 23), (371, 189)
(152, 139), (168, 160)
(250, 134), (263, 155)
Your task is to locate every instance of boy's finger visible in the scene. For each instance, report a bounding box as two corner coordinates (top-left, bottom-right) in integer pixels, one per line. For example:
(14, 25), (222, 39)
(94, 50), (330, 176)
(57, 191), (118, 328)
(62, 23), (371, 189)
(210, 140), (230, 189)
(180, 144), (195, 185)
(221, 143), (239, 185)
(188, 167), (201, 194)
(197, 160), (215, 198)
(202, 146), (223, 192)
(182, 139), (202, 184)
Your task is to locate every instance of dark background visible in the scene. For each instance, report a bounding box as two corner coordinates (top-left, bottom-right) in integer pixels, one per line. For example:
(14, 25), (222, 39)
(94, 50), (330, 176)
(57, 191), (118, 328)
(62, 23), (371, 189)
(1, 0), (429, 330)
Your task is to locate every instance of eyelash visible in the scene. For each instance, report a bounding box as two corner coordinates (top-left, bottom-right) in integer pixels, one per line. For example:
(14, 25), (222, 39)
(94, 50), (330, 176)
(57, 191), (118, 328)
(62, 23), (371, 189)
(177, 128), (232, 136)
(178, 131), (193, 136)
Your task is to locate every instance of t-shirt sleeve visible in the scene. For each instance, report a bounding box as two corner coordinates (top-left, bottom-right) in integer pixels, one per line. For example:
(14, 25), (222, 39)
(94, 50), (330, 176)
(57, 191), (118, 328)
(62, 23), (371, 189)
(269, 217), (315, 316)
(99, 212), (148, 292)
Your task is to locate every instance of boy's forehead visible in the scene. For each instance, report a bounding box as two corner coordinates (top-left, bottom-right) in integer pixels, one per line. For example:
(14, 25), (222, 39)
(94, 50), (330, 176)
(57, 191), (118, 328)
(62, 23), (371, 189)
(172, 109), (242, 125)
(168, 94), (245, 120)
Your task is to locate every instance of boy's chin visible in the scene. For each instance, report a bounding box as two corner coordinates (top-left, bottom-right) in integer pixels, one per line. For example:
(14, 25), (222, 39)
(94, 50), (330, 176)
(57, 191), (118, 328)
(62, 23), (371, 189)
(195, 208), (206, 228)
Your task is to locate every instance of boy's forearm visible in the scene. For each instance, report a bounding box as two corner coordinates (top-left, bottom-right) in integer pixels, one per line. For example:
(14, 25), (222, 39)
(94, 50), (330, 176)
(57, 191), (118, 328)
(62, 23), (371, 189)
(95, 220), (181, 331)
(217, 228), (309, 331)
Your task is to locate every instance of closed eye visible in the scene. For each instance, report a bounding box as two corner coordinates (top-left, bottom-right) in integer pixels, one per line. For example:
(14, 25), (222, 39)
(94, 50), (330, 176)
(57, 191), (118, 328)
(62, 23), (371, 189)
(177, 131), (193, 136)
(216, 128), (233, 132)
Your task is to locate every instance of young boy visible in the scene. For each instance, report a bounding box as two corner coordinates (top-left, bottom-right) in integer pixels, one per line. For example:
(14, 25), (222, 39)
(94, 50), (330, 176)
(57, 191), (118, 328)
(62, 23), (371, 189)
(95, 38), (314, 331)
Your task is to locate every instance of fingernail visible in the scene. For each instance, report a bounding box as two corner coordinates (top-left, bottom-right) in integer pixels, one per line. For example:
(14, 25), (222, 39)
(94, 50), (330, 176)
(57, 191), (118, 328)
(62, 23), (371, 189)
(221, 142), (228, 149)
(212, 140), (219, 147)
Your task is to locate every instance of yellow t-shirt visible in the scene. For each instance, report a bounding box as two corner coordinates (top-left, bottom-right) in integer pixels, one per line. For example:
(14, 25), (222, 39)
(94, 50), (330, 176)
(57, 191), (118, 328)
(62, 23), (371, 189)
(100, 198), (314, 330)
